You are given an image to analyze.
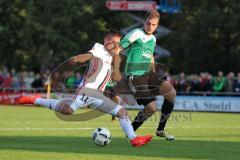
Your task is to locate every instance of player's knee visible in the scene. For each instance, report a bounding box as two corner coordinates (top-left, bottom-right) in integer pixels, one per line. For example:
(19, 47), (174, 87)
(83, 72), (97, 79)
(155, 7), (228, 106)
(165, 88), (176, 102)
(117, 108), (128, 118)
(144, 105), (157, 114)
(150, 106), (158, 113)
(159, 81), (176, 102)
(59, 103), (74, 115)
(143, 101), (158, 114)
(65, 107), (74, 115)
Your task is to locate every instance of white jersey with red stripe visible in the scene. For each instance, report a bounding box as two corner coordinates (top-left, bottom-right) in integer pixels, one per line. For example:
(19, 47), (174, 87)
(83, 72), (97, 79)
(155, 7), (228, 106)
(81, 43), (112, 92)
(69, 43), (122, 116)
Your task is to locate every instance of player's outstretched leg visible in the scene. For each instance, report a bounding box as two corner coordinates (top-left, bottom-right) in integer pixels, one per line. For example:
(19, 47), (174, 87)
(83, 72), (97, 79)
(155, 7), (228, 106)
(116, 107), (152, 147)
(17, 94), (41, 105)
(156, 81), (176, 140)
(17, 96), (78, 115)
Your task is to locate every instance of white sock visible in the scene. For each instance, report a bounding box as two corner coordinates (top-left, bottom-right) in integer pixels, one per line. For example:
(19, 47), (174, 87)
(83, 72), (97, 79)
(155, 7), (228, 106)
(35, 98), (60, 111)
(119, 117), (137, 140)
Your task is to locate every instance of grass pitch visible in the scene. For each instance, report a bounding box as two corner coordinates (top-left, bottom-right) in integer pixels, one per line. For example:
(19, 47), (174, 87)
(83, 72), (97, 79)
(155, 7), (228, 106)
(0, 105), (240, 160)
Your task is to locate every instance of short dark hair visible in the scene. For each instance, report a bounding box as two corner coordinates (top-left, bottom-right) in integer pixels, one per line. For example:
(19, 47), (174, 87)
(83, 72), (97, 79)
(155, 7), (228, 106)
(105, 29), (122, 38)
(145, 9), (160, 21)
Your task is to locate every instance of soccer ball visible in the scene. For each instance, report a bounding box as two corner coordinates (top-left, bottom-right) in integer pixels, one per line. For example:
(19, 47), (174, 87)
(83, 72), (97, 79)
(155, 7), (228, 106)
(92, 127), (111, 146)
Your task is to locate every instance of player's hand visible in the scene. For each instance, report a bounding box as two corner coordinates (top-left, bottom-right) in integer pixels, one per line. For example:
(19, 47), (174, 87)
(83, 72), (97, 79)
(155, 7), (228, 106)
(112, 70), (122, 81)
(69, 56), (77, 64)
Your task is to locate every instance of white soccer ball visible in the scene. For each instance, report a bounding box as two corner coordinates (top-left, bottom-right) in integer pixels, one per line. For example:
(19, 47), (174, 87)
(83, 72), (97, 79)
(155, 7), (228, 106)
(92, 127), (111, 146)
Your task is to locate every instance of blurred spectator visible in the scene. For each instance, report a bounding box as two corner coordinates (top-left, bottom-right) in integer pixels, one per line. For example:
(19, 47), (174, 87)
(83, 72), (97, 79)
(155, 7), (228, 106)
(168, 73), (178, 89)
(42, 70), (50, 88)
(2, 72), (13, 88)
(18, 72), (26, 88)
(176, 72), (187, 93)
(0, 70), (3, 86)
(31, 74), (43, 89)
(25, 71), (35, 89)
(234, 72), (240, 92)
(200, 72), (208, 91)
(51, 72), (61, 91)
(11, 77), (20, 89)
(204, 73), (213, 91)
(188, 74), (200, 92)
(213, 71), (226, 92)
(224, 72), (235, 92)
(2, 66), (8, 77)
(10, 69), (20, 89)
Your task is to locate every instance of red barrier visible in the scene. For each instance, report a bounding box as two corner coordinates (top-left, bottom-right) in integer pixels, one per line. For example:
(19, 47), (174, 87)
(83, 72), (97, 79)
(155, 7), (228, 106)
(0, 92), (41, 105)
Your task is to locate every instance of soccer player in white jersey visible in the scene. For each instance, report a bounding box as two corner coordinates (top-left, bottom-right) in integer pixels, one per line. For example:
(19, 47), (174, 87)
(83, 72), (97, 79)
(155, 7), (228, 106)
(17, 29), (152, 147)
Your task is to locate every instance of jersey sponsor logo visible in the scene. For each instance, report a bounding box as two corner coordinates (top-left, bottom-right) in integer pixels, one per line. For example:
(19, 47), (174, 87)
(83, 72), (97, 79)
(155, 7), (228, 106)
(142, 52), (152, 59)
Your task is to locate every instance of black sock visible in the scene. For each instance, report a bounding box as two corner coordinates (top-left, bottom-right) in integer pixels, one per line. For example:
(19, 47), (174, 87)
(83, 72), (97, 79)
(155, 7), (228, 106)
(132, 110), (150, 131)
(157, 99), (174, 131)
(112, 115), (116, 120)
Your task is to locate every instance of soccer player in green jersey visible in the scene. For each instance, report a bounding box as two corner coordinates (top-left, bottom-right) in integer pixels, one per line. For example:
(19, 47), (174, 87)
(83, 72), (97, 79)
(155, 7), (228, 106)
(112, 10), (176, 140)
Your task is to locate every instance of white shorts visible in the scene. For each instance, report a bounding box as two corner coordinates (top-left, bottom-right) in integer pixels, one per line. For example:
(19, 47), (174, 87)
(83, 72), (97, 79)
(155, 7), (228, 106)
(68, 88), (122, 116)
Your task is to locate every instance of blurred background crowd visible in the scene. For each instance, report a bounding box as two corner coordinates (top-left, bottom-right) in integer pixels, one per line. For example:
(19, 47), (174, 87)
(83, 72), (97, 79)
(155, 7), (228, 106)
(170, 71), (240, 94)
(1, 66), (240, 94)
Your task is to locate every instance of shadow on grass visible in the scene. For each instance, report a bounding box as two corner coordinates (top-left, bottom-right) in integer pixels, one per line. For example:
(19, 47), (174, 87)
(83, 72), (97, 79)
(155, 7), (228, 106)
(0, 136), (239, 160)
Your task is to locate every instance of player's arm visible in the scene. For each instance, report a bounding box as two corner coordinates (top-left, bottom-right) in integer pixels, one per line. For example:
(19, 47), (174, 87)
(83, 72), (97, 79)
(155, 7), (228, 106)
(151, 39), (157, 72)
(112, 53), (123, 81)
(70, 53), (93, 64)
(112, 29), (140, 81)
(151, 54), (156, 72)
(70, 43), (106, 64)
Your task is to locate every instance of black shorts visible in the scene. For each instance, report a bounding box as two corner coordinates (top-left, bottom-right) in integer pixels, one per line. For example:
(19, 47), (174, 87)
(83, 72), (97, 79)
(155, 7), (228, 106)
(106, 71), (166, 106)
(128, 71), (166, 106)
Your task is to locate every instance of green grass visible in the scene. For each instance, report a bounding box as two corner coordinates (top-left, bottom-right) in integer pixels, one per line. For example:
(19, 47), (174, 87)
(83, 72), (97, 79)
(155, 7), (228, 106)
(0, 105), (240, 160)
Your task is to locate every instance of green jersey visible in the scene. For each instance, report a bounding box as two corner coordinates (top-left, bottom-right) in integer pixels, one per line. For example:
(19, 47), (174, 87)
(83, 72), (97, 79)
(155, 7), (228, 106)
(120, 28), (156, 76)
